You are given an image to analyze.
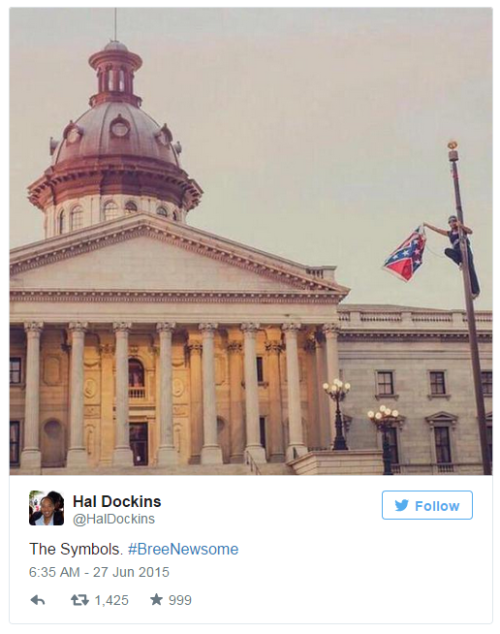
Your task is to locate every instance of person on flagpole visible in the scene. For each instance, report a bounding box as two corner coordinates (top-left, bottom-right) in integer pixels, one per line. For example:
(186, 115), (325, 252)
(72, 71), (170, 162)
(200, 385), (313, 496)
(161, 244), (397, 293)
(423, 216), (480, 299)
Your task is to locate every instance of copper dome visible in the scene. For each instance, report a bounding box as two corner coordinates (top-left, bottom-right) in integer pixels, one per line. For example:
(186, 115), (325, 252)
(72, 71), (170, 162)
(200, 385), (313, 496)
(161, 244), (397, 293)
(52, 102), (181, 169)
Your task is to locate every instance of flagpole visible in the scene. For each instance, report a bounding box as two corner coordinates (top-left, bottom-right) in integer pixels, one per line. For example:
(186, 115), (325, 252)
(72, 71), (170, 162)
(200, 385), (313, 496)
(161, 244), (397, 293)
(447, 141), (491, 476)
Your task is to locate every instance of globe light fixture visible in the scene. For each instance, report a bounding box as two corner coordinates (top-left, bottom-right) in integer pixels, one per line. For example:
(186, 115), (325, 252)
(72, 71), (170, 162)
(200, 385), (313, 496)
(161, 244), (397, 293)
(367, 405), (402, 475)
(323, 379), (350, 451)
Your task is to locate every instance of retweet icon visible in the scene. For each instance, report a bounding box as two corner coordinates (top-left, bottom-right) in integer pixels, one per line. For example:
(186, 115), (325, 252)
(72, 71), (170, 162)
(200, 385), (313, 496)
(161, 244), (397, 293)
(395, 499), (409, 512)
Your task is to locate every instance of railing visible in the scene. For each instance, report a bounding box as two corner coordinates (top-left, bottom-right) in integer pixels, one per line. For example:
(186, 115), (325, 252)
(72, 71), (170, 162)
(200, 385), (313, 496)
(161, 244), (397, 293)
(336, 308), (492, 329)
(129, 387), (146, 399)
(245, 452), (261, 475)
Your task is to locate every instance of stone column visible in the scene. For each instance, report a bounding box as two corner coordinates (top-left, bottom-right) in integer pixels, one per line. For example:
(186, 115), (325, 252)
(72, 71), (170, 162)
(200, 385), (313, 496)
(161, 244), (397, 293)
(199, 323), (223, 465)
(323, 323), (341, 443)
(282, 323), (307, 461)
(112, 322), (134, 467)
(227, 334), (245, 463)
(241, 323), (266, 463)
(20, 322), (44, 469)
(304, 336), (321, 449)
(265, 334), (285, 462)
(156, 322), (177, 466)
(67, 322), (88, 468)
(187, 338), (203, 463)
(315, 333), (331, 447)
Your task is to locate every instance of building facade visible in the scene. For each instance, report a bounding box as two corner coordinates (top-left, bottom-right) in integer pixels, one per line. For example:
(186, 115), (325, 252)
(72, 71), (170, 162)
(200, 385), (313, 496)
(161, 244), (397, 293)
(10, 41), (492, 475)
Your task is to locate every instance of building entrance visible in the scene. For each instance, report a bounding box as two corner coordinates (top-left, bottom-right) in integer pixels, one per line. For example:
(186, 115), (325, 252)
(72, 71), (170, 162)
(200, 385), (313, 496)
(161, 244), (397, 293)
(130, 422), (148, 466)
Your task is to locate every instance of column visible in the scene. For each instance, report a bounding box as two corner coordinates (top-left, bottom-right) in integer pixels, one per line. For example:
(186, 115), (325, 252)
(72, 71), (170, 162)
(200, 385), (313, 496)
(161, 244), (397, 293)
(241, 323), (266, 464)
(199, 323), (223, 465)
(187, 337), (203, 463)
(265, 332), (285, 462)
(66, 322), (88, 468)
(282, 323), (307, 461)
(227, 333), (245, 463)
(315, 333), (331, 447)
(112, 322), (134, 467)
(304, 336), (321, 449)
(157, 322), (177, 466)
(20, 322), (43, 469)
(323, 323), (341, 443)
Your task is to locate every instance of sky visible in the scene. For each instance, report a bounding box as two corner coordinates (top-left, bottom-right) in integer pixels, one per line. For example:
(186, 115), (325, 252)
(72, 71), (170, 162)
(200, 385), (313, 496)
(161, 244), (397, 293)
(10, 7), (492, 309)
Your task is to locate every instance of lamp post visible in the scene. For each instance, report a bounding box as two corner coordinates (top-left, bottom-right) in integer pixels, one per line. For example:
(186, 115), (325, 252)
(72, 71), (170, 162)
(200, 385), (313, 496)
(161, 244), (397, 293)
(447, 142), (491, 475)
(323, 379), (350, 450)
(368, 405), (400, 475)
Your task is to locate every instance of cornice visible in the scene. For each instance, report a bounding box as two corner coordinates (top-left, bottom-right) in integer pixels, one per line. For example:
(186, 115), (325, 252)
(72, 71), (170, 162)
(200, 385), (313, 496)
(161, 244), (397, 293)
(10, 288), (339, 304)
(10, 217), (349, 296)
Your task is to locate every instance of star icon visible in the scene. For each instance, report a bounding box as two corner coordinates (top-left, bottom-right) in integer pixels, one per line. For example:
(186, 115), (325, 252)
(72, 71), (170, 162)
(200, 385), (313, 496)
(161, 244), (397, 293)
(150, 593), (163, 606)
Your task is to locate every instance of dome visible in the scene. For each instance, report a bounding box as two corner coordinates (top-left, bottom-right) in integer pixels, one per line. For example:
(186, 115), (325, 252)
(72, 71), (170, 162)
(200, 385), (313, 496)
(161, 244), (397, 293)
(28, 41), (202, 216)
(52, 102), (181, 169)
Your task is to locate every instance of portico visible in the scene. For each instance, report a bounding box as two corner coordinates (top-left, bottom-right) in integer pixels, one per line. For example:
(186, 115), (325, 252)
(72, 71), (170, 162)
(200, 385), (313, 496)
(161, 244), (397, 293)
(13, 316), (341, 472)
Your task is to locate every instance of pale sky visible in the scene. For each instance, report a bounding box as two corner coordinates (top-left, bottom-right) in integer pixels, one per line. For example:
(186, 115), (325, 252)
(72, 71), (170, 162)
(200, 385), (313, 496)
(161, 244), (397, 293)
(10, 7), (492, 309)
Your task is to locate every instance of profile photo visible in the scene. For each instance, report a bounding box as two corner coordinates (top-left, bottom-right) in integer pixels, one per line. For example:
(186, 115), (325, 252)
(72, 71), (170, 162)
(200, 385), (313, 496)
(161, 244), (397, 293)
(29, 491), (64, 526)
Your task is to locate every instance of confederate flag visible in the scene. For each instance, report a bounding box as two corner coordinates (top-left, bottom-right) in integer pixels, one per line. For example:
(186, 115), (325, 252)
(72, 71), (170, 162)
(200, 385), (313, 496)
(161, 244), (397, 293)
(383, 226), (427, 282)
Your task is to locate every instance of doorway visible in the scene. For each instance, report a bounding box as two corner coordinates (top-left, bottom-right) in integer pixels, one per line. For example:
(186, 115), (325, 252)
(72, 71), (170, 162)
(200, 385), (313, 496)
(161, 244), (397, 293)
(130, 422), (148, 466)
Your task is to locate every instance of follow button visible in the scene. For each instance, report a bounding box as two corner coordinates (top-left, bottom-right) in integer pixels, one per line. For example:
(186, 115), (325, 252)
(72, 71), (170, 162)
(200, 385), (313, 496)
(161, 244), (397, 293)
(382, 490), (473, 520)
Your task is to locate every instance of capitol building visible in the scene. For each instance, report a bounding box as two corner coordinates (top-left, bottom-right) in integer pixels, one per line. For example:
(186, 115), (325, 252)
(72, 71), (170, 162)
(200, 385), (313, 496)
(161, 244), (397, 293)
(10, 41), (492, 475)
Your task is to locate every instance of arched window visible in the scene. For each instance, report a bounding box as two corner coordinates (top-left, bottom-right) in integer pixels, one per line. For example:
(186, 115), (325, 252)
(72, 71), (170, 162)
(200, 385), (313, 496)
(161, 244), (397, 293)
(128, 359), (145, 399)
(70, 206), (83, 231)
(125, 201), (138, 214)
(103, 201), (119, 221)
(119, 69), (125, 91)
(157, 207), (168, 217)
(58, 209), (67, 234)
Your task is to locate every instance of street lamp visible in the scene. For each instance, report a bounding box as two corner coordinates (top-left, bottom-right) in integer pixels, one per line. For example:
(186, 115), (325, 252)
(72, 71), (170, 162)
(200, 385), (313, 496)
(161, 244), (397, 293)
(323, 379), (350, 450)
(368, 405), (400, 475)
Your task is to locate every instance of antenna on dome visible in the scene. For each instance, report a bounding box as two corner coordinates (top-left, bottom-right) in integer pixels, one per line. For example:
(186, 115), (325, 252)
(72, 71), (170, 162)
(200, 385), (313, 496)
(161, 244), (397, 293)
(114, 8), (117, 41)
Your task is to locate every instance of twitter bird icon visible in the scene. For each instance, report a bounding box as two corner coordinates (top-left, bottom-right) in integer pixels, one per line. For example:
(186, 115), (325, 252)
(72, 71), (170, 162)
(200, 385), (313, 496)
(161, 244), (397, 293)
(395, 499), (409, 512)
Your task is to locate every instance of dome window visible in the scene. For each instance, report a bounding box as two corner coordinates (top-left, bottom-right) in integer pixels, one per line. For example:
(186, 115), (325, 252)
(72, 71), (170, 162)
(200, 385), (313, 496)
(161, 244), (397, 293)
(110, 115), (130, 138)
(103, 201), (120, 221)
(125, 201), (138, 213)
(155, 124), (173, 147)
(70, 206), (84, 230)
(63, 122), (83, 145)
(58, 209), (67, 234)
(157, 207), (168, 218)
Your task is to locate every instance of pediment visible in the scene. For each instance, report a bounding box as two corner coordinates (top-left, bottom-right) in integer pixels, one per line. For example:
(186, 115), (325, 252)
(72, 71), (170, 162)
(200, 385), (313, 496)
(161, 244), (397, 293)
(10, 215), (349, 299)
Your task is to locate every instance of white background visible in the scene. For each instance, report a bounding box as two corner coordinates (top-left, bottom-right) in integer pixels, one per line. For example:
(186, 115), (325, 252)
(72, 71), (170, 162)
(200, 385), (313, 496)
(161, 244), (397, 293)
(11, 475), (492, 625)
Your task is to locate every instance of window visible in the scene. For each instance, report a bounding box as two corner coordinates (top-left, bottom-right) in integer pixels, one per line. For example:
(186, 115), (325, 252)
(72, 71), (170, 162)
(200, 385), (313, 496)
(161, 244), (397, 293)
(128, 359), (145, 388)
(10, 422), (20, 466)
(70, 206), (84, 230)
(256, 357), (264, 383)
(430, 371), (446, 395)
(377, 371), (394, 396)
(58, 209), (67, 234)
(10, 357), (21, 385)
(481, 371), (493, 396)
(157, 207), (168, 217)
(103, 201), (119, 221)
(386, 427), (399, 465)
(125, 201), (138, 213)
(434, 426), (452, 464)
